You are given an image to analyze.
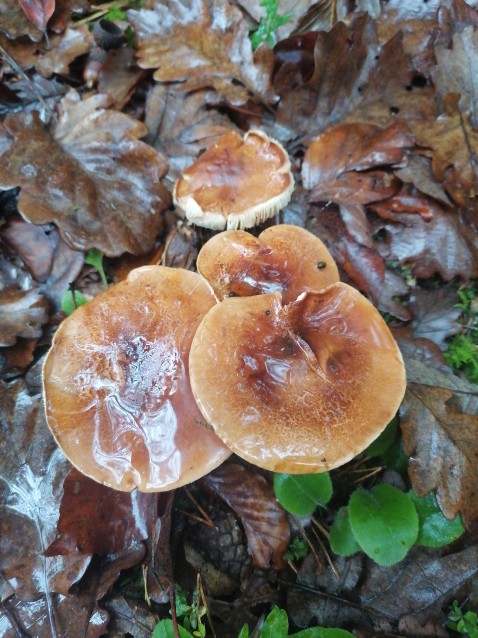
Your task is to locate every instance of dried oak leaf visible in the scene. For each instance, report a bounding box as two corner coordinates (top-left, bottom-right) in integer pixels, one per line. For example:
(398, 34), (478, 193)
(144, 83), (238, 182)
(0, 288), (49, 346)
(433, 25), (478, 129)
(0, 91), (170, 256)
(400, 358), (478, 534)
(202, 462), (290, 570)
(410, 284), (462, 349)
(0, 25), (94, 78)
(415, 93), (478, 205)
(128, 0), (275, 106)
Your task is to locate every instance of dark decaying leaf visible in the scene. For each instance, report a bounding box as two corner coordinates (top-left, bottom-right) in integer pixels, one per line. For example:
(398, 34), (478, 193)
(1, 216), (56, 282)
(0, 288), (49, 347)
(202, 463), (290, 570)
(144, 83), (237, 182)
(46, 468), (151, 557)
(392, 327), (450, 371)
(373, 201), (476, 281)
(0, 91), (170, 256)
(360, 545), (478, 622)
(17, 0), (55, 32)
(410, 285), (462, 349)
(102, 596), (159, 638)
(400, 359), (478, 534)
(415, 93), (478, 206)
(97, 48), (146, 110)
(0, 338), (38, 380)
(394, 154), (452, 207)
(128, 0), (275, 106)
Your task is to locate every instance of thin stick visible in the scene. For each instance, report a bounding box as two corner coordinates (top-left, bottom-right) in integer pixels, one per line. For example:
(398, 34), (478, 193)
(183, 486), (216, 528)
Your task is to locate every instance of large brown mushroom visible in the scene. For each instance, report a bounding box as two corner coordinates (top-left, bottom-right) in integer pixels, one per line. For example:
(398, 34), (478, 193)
(197, 225), (339, 304)
(189, 283), (406, 473)
(173, 130), (294, 230)
(43, 266), (231, 492)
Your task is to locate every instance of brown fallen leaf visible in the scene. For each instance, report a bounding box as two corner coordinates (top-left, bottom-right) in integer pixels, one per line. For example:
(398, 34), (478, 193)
(0, 288), (49, 346)
(394, 154), (452, 207)
(415, 93), (478, 205)
(1, 216), (56, 282)
(17, 0), (55, 32)
(202, 462), (290, 570)
(127, 0), (275, 106)
(0, 90), (170, 256)
(0, 0), (43, 41)
(400, 358), (478, 533)
(0, 337), (37, 380)
(97, 48), (146, 110)
(372, 200), (475, 281)
(144, 83), (237, 182)
(410, 285), (462, 349)
(0, 25), (94, 78)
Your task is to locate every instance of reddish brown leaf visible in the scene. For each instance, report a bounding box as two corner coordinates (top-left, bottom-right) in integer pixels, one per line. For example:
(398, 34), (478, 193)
(392, 328), (449, 371)
(0, 91), (170, 256)
(400, 359), (478, 534)
(0, 288), (49, 346)
(0, 338), (37, 380)
(127, 0), (275, 106)
(46, 468), (150, 556)
(394, 155), (452, 208)
(97, 48), (146, 110)
(410, 285), (462, 349)
(1, 216), (55, 282)
(0, 0), (43, 41)
(202, 463), (290, 570)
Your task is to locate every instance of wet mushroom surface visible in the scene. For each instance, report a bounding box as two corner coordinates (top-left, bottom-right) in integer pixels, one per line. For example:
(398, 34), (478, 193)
(197, 225), (340, 304)
(173, 130), (294, 230)
(43, 266), (231, 492)
(189, 282), (406, 473)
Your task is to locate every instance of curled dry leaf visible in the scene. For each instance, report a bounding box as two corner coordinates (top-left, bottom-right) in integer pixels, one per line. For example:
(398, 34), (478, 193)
(0, 0), (44, 41)
(400, 358), (478, 534)
(0, 288), (49, 347)
(128, 0), (275, 106)
(202, 463), (290, 570)
(410, 285), (462, 349)
(0, 91), (170, 257)
(17, 0), (55, 32)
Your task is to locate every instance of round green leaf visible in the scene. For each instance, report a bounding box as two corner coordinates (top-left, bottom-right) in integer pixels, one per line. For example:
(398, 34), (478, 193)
(260, 605), (288, 638)
(364, 417), (397, 457)
(274, 473), (333, 516)
(152, 620), (194, 638)
(329, 507), (361, 557)
(290, 629), (354, 638)
(348, 484), (418, 566)
(409, 490), (465, 548)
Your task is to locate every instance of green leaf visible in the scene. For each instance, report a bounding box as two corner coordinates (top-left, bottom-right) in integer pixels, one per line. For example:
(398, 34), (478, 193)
(348, 484), (419, 566)
(61, 289), (87, 315)
(290, 628), (354, 638)
(274, 473), (333, 516)
(238, 624), (250, 638)
(329, 507), (361, 557)
(85, 248), (108, 289)
(364, 417), (397, 457)
(152, 620), (194, 638)
(260, 606), (288, 638)
(409, 491), (465, 548)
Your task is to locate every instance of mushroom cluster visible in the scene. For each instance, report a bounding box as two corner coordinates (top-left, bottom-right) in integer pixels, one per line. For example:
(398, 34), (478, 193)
(43, 223), (406, 491)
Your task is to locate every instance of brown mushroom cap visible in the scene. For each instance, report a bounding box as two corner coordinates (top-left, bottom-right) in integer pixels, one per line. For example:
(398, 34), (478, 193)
(173, 130), (294, 230)
(43, 266), (231, 492)
(197, 225), (339, 304)
(189, 283), (406, 473)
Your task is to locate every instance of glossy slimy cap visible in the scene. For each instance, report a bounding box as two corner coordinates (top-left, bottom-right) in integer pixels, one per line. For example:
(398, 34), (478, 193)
(173, 130), (294, 230)
(189, 282), (406, 473)
(43, 266), (230, 492)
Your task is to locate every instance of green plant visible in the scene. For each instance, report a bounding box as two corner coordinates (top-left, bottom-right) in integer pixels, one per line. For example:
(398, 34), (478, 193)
(447, 600), (478, 637)
(445, 333), (478, 383)
(60, 288), (88, 315)
(284, 537), (310, 563)
(85, 248), (108, 289)
(273, 472), (332, 516)
(239, 605), (354, 637)
(249, 0), (291, 50)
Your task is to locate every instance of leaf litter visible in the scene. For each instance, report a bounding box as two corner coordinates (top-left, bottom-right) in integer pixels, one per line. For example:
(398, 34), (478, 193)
(1, 0), (478, 635)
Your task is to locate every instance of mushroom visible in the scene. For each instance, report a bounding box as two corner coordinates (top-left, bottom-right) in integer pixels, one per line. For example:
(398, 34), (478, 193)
(173, 130), (294, 230)
(43, 266), (231, 492)
(197, 225), (339, 304)
(189, 282), (406, 473)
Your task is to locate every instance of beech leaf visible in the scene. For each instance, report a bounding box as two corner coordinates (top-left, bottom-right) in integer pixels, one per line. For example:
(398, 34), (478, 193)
(17, 0), (55, 32)
(0, 91), (170, 257)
